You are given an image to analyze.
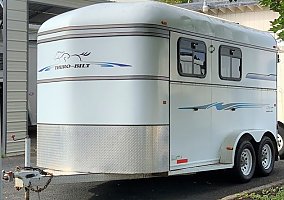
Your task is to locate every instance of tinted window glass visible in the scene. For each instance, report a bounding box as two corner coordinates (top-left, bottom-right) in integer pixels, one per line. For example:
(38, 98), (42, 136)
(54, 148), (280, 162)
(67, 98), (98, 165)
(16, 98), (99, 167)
(219, 46), (242, 81)
(178, 38), (206, 78)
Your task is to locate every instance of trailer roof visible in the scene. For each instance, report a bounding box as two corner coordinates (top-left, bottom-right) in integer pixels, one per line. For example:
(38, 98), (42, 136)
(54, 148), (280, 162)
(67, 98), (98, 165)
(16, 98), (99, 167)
(39, 1), (276, 49)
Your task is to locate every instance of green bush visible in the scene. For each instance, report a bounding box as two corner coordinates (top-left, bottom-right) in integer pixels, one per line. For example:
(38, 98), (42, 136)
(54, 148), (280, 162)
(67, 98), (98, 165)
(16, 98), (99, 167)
(238, 186), (284, 200)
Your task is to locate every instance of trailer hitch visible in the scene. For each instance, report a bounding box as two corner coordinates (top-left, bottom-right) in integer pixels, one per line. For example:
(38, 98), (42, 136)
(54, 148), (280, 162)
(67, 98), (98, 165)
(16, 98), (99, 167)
(2, 166), (53, 199)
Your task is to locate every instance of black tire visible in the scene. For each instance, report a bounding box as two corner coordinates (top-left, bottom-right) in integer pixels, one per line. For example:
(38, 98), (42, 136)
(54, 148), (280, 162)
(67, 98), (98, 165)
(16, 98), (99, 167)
(256, 136), (275, 176)
(233, 140), (256, 183)
(277, 121), (284, 159)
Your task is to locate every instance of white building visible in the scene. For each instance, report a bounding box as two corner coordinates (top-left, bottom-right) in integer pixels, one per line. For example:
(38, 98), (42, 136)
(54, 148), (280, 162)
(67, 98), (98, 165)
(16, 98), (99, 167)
(179, 0), (278, 35)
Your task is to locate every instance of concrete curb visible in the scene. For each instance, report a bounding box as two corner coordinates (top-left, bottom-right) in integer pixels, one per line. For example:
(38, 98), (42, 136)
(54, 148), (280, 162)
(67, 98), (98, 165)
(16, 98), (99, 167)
(220, 179), (284, 200)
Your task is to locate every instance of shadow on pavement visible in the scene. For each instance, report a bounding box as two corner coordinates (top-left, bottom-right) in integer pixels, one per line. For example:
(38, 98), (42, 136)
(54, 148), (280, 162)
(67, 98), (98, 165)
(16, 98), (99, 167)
(87, 170), (236, 200)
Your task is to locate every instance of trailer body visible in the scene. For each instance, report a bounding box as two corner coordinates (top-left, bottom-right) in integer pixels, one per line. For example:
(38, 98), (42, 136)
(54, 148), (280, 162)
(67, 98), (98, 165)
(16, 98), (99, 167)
(37, 2), (277, 180)
(277, 41), (284, 158)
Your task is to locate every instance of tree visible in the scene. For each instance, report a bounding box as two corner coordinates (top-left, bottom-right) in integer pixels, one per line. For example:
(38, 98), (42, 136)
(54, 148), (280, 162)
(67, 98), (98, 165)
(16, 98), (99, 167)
(259, 0), (284, 40)
(159, 0), (192, 4)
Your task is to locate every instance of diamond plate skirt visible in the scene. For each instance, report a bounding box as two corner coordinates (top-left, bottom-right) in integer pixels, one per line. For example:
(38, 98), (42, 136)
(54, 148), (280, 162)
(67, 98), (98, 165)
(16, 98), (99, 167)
(37, 124), (169, 174)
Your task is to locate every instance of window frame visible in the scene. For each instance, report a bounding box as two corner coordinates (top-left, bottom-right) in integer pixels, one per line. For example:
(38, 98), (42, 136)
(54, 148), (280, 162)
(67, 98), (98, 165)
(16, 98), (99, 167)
(219, 45), (242, 81)
(177, 37), (207, 79)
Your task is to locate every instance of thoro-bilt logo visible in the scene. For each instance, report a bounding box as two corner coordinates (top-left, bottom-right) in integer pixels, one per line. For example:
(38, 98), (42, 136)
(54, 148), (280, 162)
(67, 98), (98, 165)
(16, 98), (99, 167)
(54, 51), (91, 70)
(55, 51), (91, 62)
(39, 51), (132, 72)
(39, 51), (91, 72)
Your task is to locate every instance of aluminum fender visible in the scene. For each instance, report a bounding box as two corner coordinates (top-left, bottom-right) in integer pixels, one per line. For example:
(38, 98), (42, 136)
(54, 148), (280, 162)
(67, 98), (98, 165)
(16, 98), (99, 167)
(219, 130), (271, 164)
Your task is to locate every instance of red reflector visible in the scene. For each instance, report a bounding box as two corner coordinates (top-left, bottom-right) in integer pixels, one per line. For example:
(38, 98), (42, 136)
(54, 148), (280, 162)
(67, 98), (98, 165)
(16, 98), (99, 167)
(226, 146), (233, 150)
(177, 159), (188, 164)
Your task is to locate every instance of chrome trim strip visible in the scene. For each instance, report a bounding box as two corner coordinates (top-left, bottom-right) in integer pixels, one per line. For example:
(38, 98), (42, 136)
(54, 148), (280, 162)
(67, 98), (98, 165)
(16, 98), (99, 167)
(38, 23), (169, 36)
(37, 123), (170, 126)
(38, 32), (170, 44)
(170, 80), (276, 91)
(37, 75), (170, 84)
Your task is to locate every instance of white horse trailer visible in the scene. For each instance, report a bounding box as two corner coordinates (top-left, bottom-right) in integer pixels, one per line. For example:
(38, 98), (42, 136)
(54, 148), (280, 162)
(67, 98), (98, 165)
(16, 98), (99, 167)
(37, 2), (278, 183)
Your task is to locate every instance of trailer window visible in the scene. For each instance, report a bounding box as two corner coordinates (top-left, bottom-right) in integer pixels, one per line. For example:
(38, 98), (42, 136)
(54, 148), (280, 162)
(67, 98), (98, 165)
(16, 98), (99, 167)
(178, 38), (206, 78)
(219, 46), (242, 81)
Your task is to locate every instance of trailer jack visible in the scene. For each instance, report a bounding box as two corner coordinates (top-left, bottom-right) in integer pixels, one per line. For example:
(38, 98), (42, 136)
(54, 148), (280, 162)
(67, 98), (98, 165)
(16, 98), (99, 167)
(2, 166), (53, 200)
(2, 135), (53, 199)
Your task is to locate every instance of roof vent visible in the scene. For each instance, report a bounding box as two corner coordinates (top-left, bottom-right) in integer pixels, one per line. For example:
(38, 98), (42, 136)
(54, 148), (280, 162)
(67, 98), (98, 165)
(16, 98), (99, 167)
(202, 0), (209, 13)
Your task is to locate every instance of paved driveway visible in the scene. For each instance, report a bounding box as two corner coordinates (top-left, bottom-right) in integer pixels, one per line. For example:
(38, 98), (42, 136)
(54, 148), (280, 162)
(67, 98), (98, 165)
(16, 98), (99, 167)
(3, 156), (284, 200)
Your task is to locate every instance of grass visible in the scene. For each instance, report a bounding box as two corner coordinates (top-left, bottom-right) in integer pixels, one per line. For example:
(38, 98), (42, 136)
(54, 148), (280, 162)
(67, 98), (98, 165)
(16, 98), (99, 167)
(237, 186), (284, 200)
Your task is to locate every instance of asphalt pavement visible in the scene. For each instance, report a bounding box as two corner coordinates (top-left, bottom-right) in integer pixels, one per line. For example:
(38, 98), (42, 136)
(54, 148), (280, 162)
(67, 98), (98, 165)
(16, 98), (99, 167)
(2, 155), (284, 200)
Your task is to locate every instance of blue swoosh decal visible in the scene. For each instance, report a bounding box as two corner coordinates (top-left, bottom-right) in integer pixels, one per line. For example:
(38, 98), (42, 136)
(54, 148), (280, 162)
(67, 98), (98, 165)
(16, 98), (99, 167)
(246, 73), (276, 81)
(179, 102), (269, 111)
(95, 62), (132, 68)
(38, 66), (53, 72)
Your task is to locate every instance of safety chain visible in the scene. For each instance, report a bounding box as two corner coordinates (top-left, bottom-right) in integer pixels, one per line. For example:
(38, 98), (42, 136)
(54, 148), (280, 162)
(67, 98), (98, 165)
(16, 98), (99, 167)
(17, 166), (53, 193)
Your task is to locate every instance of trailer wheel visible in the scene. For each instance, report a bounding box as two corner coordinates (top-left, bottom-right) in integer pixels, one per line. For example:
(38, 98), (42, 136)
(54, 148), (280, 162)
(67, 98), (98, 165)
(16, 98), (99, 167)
(278, 133), (284, 159)
(277, 121), (284, 159)
(233, 140), (256, 183)
(256, 136), (275, 176)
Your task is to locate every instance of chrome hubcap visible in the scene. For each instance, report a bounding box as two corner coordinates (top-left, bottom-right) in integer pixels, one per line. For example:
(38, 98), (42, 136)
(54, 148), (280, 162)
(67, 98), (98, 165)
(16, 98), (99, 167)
(240, 148), (253, 176)
(261, 144), (272, 170)
(277, 134), (283, 152)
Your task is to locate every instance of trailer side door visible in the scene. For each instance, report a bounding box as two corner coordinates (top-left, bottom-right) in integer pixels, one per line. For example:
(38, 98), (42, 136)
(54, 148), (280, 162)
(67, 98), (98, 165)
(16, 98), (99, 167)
(169, 32), (216, 171)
